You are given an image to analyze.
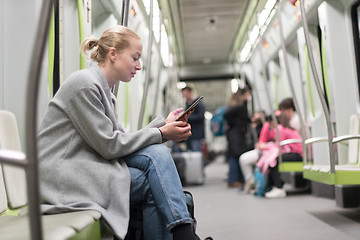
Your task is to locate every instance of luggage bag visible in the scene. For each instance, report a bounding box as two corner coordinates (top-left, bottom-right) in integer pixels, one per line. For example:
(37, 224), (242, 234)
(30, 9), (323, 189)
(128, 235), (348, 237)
(172, 151), (205, 186)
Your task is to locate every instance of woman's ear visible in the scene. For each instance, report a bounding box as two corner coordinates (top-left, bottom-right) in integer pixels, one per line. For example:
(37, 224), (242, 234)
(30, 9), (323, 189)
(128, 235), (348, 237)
(108, 47), (117, 62)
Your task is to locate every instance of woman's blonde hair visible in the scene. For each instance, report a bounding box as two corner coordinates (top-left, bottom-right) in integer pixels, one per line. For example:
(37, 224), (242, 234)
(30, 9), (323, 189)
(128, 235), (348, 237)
(80, 25), (140, 63)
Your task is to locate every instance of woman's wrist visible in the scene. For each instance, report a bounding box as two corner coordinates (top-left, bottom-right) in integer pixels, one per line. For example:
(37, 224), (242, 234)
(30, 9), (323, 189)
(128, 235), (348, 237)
(158, 128), (164, 138)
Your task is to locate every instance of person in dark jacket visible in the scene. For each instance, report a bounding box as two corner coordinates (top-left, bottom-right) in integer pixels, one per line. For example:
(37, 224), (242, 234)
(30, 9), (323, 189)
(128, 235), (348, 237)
(224, 86), (252, 188)
(181, 86), (206, 152)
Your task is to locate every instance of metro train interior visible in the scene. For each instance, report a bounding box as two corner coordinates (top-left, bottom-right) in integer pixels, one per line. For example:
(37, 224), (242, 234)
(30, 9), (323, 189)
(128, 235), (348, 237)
(2, 0), (360, 239)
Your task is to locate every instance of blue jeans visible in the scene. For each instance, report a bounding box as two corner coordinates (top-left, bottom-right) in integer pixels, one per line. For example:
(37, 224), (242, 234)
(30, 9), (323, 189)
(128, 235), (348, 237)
(228, 155), (244, 184)
(124, 144), (193, 240)
(186, 139), (202, 152)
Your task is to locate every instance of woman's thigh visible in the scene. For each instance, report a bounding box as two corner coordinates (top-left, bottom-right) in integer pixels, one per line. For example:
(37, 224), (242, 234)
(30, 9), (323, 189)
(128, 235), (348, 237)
(124, 144), (175, 172)
(240, 149), (260, 165)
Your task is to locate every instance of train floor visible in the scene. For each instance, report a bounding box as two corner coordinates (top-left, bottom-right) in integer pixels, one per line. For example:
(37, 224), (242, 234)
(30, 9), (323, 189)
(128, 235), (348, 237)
(186, 155), (360, 240)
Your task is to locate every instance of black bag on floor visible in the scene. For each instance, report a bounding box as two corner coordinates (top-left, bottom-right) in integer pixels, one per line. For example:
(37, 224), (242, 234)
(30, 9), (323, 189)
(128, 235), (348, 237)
(124, 204), (144, 240)
(124, 191), (201, 240)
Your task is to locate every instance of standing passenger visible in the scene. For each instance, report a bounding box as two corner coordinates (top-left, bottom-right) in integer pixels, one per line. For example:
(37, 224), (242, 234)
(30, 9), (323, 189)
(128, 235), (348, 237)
(223, 86), (252, 188)
(38, 25), (203, 240)
(181, 86), (206, 152)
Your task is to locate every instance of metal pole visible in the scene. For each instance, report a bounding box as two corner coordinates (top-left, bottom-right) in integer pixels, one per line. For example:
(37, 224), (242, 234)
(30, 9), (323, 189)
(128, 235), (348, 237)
(152, 13), (162, 120)
(257, 45), (282, 164)
(249, 62), (265, 123)
(299, 0), (336, 173)
(123, 0), (130, 27)
(138, 0), (153, 129)
(113, 0), (130, 97)
(26, 0), (57, 239)
(276, 0), (308, 164)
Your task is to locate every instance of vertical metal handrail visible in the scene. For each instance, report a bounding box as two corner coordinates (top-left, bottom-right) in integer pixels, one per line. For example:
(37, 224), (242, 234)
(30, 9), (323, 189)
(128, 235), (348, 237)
(299, 0), (336, 173)
(249, 62), (265, 122)
(257, 45), (282, 164)
(122, 0), (130, 28)
(113, 0), (130, 97)
(77, 0), (85, 69)
(152, 12), (162, 120)
(138, 0), (153, 129)
(276, 0), (307, 164)
(26, 0), (56, 239)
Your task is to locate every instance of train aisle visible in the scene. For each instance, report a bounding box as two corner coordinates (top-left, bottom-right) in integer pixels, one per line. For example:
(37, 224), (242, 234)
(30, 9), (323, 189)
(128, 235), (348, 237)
(185, 155), (360, 240)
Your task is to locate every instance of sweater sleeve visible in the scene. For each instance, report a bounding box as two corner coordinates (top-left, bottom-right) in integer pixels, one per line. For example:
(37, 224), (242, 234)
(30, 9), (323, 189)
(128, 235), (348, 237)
(258, 122), (270, 143)
(66, 87), (163, 160)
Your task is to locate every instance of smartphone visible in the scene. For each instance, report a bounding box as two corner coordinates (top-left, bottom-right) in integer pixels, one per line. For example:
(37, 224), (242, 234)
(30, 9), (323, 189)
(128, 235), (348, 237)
(176, 96), (204, 121)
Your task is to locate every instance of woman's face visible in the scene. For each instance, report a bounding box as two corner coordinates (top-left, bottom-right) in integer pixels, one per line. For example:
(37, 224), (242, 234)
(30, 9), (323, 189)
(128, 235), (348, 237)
(114, 37), (142, 83)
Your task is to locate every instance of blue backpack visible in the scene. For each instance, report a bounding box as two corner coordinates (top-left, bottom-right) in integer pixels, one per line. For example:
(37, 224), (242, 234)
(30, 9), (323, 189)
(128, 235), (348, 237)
(210, 106), (226, 136)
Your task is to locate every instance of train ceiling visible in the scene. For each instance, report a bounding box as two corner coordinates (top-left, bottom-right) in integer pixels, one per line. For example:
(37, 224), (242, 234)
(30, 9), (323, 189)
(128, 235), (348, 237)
(160, 0), (249, 80)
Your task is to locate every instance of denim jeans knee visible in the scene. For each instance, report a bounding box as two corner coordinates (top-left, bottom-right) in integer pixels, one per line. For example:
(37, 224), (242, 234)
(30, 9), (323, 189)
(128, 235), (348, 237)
(124, 144), (193, 232)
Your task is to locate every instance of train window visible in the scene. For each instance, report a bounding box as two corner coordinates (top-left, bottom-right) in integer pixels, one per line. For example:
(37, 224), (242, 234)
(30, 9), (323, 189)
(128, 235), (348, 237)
(351, 1), (360, 99)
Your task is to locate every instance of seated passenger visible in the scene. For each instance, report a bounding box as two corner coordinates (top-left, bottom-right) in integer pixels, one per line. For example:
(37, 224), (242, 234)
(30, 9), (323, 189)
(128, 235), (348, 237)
(256, 113), (302, 198)
(38, 25), (202, 240)
(279, 97), (300, 134)
(239, 115), (276, 193)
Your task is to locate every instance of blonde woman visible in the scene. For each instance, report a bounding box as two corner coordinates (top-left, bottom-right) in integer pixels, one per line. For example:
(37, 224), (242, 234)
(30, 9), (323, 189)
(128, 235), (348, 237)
(38, 25), (203, 240)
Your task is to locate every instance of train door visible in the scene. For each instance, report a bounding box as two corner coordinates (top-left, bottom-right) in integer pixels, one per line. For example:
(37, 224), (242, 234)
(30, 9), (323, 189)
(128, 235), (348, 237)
(297, 19), (330, 166)
(317, 1), (359, 164)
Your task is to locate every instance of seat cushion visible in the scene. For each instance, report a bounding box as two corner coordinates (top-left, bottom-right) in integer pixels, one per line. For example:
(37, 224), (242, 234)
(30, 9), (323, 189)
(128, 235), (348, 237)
(0, 210), (101, 240)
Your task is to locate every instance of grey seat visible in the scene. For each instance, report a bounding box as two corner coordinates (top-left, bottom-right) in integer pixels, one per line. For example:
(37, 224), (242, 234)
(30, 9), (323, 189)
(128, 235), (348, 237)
(0, 110), (102, 240)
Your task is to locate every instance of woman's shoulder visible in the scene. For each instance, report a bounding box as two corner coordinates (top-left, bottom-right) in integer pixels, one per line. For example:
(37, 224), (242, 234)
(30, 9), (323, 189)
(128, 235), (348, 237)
(65, 68), (97, 88)
(53, 68), (103, 102)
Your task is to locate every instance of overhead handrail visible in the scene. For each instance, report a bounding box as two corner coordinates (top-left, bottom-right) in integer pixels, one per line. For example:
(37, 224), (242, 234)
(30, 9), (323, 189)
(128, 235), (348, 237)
(257, 43), (283, 164)
(138, 0), (154, 129)
(299, 0), (336, 174)
(112, 0), (130, 97)
(276, 0), (308, 165)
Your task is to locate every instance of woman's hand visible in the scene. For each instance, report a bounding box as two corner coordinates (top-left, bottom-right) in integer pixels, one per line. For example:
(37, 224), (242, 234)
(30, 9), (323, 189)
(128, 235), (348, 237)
(176, 108), (194, 122)
(166, 108), (194, 123)
(166, 108), (184, 123)
(159, 121), (192, 142)
(256, 142), (267, 151)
